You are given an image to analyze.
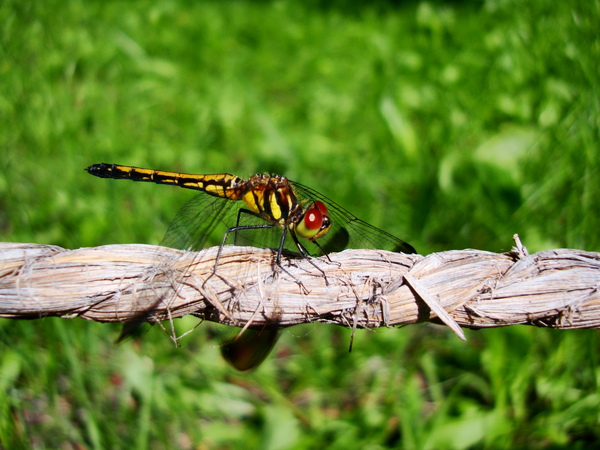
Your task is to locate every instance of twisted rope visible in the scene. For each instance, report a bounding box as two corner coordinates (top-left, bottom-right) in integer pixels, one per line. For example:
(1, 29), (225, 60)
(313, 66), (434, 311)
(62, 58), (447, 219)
(1, 237), (599, 337)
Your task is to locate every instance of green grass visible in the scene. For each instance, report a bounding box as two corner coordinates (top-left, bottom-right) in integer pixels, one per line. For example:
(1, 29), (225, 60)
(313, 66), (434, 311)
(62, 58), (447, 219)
(1, 0), (599, 448)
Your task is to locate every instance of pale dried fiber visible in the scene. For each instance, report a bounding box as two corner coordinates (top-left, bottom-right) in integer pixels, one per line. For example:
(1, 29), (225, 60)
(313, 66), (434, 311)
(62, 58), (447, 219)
(1, 242), (599, 335)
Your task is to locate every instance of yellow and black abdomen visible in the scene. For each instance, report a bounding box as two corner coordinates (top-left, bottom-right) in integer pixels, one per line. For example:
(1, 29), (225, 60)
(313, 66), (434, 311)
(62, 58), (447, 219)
(86, 164), (243, 200)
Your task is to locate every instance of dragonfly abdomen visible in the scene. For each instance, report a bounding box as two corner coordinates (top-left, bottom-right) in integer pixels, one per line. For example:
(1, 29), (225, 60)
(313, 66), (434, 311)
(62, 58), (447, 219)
(86, 164), (243, 199)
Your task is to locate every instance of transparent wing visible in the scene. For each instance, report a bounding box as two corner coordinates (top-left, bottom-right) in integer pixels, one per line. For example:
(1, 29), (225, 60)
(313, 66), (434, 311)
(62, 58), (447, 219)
(229, 209), (284, 249)
(158, 192), (283, 372)
(160, 180), (415, 257)
(160, 194), (240, 251)
(290, 181), (416, 255)
(118, 194), (241, 342)
(162, 194), (293, 252)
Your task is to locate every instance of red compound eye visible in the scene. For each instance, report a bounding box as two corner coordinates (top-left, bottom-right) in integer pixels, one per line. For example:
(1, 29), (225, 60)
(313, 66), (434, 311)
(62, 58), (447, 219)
(296, 201), (331, 240)
(314, 200), (328, 215)
(303, 206), (324, 230)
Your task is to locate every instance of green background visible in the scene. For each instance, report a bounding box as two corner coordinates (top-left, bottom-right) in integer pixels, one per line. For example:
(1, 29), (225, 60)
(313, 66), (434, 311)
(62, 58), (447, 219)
(1, 0), (598, 448)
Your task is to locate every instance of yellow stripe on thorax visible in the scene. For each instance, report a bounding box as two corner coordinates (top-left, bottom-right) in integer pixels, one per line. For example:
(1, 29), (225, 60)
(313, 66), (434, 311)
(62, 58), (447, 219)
(240, 183), (294, 224)
(267, 190), (285, 222)
(241, 189), (264, 215)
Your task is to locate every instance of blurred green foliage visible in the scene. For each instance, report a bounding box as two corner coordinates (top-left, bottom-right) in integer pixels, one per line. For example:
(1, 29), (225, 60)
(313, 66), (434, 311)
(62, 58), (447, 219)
(1, 0), (598, 448)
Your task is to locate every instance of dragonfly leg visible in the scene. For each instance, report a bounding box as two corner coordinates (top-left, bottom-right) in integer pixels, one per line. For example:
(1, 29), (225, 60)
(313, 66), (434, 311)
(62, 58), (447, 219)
(287, 229), (329, 286)
(270, 228), (310, 294)
(311, 240), (342, 269)
(210, 221), (276, 277)
(226, 209), (314, 293)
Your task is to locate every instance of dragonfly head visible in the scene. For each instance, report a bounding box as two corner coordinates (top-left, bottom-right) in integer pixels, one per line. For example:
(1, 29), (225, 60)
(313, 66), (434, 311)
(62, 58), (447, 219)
(295, 200), (331, 242)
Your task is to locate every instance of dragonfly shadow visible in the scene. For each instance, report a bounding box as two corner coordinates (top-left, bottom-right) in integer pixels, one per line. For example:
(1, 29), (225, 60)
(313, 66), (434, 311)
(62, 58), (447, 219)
(320, 227), (350, 254)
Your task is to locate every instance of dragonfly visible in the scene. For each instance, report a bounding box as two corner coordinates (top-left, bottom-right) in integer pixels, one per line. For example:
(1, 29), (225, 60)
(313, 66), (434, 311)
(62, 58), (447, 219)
(86, 163), (416, 370)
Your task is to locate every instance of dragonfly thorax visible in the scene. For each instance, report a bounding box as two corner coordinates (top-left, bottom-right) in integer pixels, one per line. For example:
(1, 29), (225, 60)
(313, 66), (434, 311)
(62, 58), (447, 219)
(238, 174), (332, 242)
(240, 174), (299, 225)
